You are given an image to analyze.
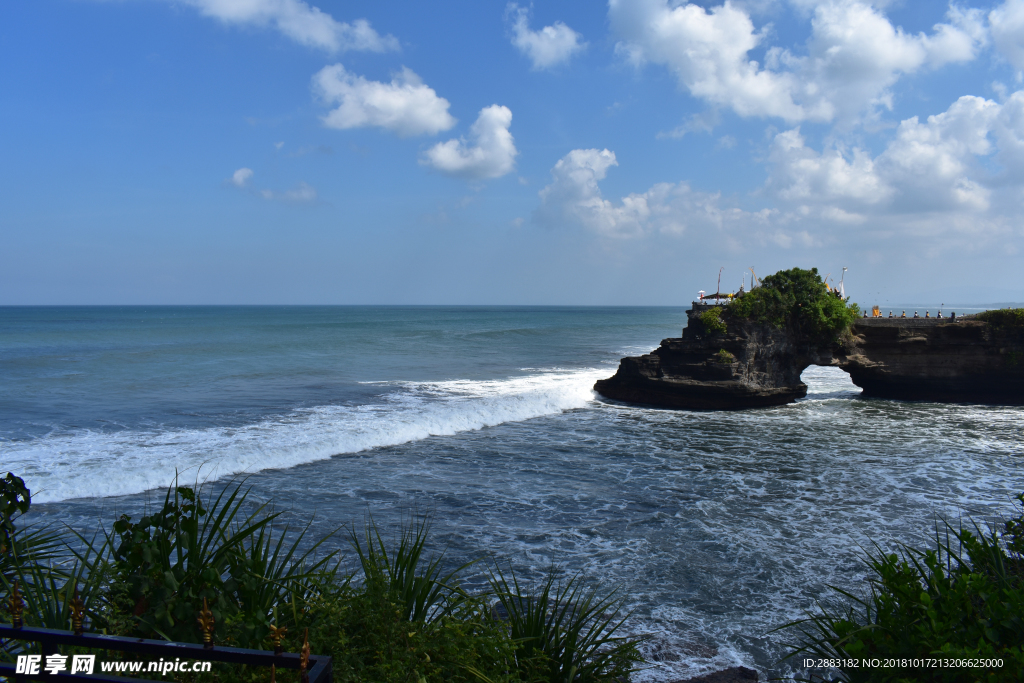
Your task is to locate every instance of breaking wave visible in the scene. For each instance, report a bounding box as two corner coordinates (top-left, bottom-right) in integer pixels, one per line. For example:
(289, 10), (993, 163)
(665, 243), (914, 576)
(5, 368), (608, 503)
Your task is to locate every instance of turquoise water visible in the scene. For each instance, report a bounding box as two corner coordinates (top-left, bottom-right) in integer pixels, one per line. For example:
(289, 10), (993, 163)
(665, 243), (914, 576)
(3, 306), (1023, 680)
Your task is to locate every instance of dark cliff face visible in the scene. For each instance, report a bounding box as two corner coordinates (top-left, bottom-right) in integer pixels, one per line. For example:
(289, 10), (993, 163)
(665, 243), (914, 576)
(594, 306), (1024, 410)
(843, 318), (1024, 403)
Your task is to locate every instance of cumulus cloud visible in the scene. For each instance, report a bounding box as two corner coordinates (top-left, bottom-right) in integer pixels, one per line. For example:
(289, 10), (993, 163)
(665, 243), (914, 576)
(537, 149), (645, 237)
(800, 0), (986, 123)
(179, 0), (398, 52)
(313, 64), (456, 137)
(506, 3), (585, 70)
(766, 130), (889, 209)
(767, 95), (1008, 217)
(994, 90), (1024, 173)
(991, 0), (1024, 74)
(537, 87), (1024, 249)
(610, 0), (805, 120)
(608, 0), (985, 125)
(230, 167), (254, 188)
(877, 96), (998, 211)
(536, 149), (749, 238)
(422, 105), (518, 179)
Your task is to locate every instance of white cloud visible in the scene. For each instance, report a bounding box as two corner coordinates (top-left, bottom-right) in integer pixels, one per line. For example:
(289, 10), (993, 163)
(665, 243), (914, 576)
(260, 182), (317, 203)
(993, 90), (1024, 173)
(767, 95), (1002, 215)
(536, 149), (749, 238)
(537, 149), (645, 237)
(608, 0), (985, 125)
(313, 64), (456, 137)
(609, 0), (806, 121)
(539, 90), (1024, 249)
(657, 110), (720, 139)
(422, 105), (518, 179)
(179, 0), (398, 52)
(877, 95), (998, 211)
(506, 3), (585, 70)
(230, 167), (254, 188)
(766, 129), (889, 206)
(800, 0), (986, 124)
(991, 0), (1024, 75)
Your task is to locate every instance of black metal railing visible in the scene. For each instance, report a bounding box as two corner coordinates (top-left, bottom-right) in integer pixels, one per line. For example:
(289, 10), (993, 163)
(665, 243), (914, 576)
(0, 623), (332, 683)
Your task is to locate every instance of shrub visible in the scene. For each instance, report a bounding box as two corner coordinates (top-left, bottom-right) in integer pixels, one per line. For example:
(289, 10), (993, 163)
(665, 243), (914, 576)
(304, 581), (518, 683)
(0, 474), (647, 683)
(977, 308), (1024, 329)
(0, 472), (64, 587)
(699, 308), (728, 334)
(489, 565), (643, 683)
(349, 515), (473, 623)
(729, 267), (859, 344)
(109, 479), (292, 644)
(780, 493), (1024, 682)
(715, 349), (736, 364)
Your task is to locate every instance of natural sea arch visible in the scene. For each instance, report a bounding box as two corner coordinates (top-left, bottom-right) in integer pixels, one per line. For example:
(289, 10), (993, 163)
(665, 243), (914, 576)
(798, 365), (862, 401)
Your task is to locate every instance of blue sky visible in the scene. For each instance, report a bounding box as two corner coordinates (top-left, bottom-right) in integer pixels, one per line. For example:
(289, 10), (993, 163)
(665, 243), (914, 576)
(3, 0), (1024, 304)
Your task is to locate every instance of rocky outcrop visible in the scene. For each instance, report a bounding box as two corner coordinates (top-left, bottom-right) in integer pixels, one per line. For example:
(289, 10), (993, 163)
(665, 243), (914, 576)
(842, 317), (1024, 403)
(594, 305), (1024, 410)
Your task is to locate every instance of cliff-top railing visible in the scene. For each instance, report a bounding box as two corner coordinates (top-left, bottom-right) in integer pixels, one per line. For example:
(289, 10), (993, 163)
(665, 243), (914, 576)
(853, 316), (963, 325)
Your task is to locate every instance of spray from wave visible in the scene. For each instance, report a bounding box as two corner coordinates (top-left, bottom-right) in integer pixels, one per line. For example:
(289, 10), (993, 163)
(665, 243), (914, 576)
(7, 368), (609, 503)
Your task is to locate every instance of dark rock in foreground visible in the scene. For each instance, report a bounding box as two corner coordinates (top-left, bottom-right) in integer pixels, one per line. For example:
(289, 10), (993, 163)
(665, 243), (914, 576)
(673, 666), (758, 683)
(594, 305), (1024, 410)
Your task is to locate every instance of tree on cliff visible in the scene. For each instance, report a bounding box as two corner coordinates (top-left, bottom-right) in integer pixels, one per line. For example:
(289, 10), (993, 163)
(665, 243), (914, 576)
(728, 267), (859, 344)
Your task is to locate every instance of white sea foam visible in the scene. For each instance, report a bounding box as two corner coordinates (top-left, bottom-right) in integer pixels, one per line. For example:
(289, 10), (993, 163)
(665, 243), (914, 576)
(6, 368), (608, 503)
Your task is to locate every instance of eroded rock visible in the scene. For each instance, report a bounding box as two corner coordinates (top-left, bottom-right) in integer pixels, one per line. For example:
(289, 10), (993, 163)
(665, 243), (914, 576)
(594, 305), (1024, 409)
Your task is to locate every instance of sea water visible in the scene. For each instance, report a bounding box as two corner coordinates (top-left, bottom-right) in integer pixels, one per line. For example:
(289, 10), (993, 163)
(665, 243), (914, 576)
(2, 306), (1023, 680)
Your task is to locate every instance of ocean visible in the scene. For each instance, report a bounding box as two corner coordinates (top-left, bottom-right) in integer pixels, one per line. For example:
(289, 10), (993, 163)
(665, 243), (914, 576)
(2, 305), (1022, 680)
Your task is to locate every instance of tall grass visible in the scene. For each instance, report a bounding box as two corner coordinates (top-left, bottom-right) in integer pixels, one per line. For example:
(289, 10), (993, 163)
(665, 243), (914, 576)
(779, 493), (1024, 682)
(349, 515), (473, 623)
(488, 565), (642, 683)
(106, 476), (295, 643)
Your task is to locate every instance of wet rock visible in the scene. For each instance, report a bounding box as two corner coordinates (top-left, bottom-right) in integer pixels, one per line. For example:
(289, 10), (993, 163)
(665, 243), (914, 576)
(673, 666), (758, 683)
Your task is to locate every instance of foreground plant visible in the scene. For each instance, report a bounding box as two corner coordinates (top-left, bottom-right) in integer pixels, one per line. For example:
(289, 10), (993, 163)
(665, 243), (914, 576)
(780, 493), (1024, 682)
(0, 472), (65, 587)
(1, 473), (646, 682)
(488, 565), (643, 683)
(108, 478), (282, 643)
(349, 515), (473, 623)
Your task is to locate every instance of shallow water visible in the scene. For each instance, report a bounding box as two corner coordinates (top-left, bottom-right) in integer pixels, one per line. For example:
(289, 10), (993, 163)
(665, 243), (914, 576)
(4, 306), (1023, 680)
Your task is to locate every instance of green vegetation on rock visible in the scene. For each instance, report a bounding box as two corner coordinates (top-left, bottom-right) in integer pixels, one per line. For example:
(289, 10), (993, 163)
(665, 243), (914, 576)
(729, 267), (860, 344)
(715, 349), (736, 364)
(699, 307), (727, 334)
(977, 308), (1024, 328)
(781, 493), (1024, 682)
